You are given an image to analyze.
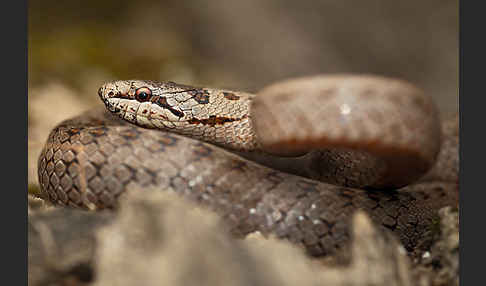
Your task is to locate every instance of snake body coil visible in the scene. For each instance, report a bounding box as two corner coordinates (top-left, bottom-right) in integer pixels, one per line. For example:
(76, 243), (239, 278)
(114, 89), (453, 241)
(38, 75), (458, 256)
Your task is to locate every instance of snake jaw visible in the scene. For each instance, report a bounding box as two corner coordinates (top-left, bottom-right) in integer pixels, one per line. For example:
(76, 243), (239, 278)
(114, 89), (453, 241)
(100, 95), (121, 115)
(98, 80), (135, 116)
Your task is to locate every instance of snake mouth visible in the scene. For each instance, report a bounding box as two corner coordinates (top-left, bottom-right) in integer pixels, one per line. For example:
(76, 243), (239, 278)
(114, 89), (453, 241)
(98, 83), (128, 115)
(102, 97), (121, 114)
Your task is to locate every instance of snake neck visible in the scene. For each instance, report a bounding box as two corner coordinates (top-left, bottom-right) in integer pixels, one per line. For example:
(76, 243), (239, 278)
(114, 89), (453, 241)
(180, 88), (260, 152)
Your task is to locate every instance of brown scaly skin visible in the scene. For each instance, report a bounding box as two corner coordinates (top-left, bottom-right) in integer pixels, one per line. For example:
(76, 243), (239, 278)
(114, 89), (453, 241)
(37, 114), (457, 256)
(98, 76), (442, 189)
(38, 75), (458, 257)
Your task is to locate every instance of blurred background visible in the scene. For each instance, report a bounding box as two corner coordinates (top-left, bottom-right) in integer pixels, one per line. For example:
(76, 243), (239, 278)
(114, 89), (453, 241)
(28, 0), (458, 188)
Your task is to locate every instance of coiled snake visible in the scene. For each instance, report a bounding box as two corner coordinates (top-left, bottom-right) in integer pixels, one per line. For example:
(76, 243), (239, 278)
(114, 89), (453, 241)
(37, 75), (459, 256)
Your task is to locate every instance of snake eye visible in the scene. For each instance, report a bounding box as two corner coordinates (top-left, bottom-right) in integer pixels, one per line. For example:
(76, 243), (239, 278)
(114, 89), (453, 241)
(135, 87), (152, 102)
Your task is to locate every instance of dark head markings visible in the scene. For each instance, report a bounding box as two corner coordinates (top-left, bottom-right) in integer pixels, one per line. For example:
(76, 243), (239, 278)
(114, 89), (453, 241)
(188, 115), (241, 126)
(135, 87), (152, 102)
(188, 89), (210, 104)
(156, 96), (184, 118)
(223, 92), (240, 100)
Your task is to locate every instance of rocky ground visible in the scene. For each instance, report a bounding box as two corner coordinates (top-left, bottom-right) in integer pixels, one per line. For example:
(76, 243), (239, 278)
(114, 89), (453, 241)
(28, 189), (458, 286)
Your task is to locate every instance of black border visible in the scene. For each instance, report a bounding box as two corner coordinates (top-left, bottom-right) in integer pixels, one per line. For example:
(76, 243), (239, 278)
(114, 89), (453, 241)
(5, 0), (28, 284)
(460, 0), (480, 284)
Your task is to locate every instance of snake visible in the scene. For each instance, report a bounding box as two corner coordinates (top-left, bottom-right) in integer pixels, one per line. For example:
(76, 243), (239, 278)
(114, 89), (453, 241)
(37, 74), (459, 257)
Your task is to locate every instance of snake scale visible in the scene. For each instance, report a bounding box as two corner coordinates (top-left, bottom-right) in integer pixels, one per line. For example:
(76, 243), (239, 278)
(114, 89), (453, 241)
(37, 75), (459, 257)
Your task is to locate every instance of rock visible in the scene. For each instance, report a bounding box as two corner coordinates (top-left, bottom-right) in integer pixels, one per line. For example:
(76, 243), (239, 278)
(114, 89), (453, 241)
(28, 206), (113, 286)
(415, 206), (459, 286)
(28, 188), (441, 286)
(93, 189), (318, 286)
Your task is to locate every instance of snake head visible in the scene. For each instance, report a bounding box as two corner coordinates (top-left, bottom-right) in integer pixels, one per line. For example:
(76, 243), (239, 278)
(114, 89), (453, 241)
(98, 80), (202, 129)
(98, 79), (254, 151)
